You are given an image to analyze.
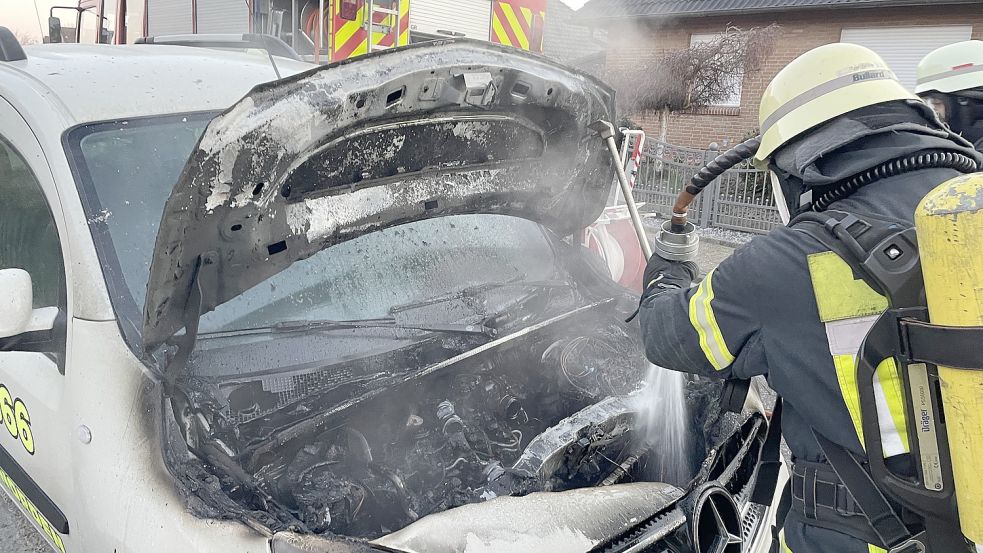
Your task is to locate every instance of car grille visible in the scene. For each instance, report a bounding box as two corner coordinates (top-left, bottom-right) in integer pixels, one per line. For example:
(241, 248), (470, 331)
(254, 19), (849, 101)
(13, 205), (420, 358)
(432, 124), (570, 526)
(741, 502), (766, 543)
(593, 414), (769, 553)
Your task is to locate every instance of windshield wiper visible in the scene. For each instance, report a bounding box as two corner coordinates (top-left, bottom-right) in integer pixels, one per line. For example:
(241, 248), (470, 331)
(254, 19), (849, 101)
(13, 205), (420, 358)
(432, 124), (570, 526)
(197, 317), (497, 340)
(195, 280), (571, 342)
(389, 278), (574, 313)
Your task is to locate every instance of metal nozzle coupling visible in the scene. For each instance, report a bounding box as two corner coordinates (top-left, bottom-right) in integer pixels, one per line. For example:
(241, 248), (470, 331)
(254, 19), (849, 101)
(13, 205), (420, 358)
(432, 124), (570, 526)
(653, 220), (699, 262)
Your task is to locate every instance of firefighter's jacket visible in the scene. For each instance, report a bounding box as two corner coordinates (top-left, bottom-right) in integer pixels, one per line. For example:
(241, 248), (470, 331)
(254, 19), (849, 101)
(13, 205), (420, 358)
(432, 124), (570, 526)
(639, 122), (981, 553)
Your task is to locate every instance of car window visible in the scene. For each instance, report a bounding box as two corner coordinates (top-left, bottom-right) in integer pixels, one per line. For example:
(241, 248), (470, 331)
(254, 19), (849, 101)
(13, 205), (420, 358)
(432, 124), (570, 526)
(0, 138), (65, 311)
(75, 116), (210, 315)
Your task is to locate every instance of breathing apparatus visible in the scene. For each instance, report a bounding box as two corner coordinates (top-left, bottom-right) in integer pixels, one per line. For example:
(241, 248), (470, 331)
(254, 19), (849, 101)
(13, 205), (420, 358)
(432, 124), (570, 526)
(653, 43), (983, 552)
(765, 100), (979, 222)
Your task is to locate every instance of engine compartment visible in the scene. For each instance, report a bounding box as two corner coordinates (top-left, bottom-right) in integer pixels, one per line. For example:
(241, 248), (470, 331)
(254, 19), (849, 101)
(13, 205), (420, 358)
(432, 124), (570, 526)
(174, 305), (720, 540)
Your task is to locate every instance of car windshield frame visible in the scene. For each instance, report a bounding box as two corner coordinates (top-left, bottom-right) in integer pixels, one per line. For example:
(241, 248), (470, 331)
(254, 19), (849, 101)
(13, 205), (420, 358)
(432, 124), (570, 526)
(65, 111), (220, 353)
(64, 112), (566, 359)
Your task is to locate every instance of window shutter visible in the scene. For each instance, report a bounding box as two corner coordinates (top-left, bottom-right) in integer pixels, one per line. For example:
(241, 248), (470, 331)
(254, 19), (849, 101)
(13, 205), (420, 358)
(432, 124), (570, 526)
(841, 26), (974, 90)
(411, 0), (492, 40)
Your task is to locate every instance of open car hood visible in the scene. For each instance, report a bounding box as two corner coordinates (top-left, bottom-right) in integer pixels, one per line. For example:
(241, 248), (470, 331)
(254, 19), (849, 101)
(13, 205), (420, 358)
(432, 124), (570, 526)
(143, 39), (616, 350)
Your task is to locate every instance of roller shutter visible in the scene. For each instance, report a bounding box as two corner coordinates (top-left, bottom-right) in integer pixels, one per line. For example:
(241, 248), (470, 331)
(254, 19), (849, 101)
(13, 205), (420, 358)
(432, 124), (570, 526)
(411, 0), (491, 41)
(196, 0), (251, 34)
(841, 26), (973, 90)
(147, 0), (193, 36)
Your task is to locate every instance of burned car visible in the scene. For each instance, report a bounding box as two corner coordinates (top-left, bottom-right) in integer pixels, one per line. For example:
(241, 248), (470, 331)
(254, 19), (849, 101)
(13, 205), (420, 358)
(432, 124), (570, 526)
(0, 35), (777, 553)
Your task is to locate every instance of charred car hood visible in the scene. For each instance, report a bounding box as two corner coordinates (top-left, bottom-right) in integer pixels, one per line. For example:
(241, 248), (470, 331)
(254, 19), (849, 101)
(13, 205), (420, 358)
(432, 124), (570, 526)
(143, 40), (616, 350)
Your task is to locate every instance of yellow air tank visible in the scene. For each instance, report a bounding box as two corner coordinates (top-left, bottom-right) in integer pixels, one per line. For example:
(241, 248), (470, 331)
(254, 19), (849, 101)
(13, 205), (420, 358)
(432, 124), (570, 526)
(915, 172), (983, 544)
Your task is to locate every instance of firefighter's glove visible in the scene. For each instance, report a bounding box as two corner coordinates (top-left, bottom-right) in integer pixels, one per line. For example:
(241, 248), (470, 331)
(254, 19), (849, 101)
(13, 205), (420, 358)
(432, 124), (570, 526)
(640, 254), (699, 303)
(625, 254), (698, 323)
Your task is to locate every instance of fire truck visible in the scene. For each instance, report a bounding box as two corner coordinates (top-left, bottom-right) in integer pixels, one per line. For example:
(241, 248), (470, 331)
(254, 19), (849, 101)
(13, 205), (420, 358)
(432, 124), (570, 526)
(48, 0), (548, 62)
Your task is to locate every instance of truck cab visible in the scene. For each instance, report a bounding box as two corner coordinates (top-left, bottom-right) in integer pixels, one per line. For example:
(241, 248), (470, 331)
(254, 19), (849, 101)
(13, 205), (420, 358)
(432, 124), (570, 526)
(47, 0), (546, 63)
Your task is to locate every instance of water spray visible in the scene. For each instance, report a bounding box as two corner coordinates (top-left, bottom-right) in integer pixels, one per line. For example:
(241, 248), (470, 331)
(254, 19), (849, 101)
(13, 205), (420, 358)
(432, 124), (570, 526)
(591, 128), (763, 487)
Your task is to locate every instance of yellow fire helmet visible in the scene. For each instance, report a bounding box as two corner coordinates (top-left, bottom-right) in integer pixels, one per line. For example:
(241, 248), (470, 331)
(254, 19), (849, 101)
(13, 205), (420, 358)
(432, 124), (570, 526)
(755, 43), (917, 163)
(916, 40), (983, 95)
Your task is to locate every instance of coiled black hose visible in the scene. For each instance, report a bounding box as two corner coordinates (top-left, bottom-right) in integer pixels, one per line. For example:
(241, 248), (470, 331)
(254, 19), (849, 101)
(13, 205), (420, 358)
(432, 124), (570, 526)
(687, 136), (762, 195)
(812, 150), (978, 211)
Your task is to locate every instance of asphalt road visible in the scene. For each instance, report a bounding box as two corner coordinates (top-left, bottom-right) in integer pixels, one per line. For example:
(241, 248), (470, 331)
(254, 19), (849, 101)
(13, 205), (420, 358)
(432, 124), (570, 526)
(0, 488), (51, 553)
(0, 238), (746, 552)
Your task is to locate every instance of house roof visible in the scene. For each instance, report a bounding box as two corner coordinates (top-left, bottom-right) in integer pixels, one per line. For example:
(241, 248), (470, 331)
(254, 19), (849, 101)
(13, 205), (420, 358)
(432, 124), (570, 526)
(576, 0), (982, 22)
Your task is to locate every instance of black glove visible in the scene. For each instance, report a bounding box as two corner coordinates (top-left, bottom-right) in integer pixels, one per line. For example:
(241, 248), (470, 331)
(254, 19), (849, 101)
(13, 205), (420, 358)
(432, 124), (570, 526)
(640, 254), (699, 302)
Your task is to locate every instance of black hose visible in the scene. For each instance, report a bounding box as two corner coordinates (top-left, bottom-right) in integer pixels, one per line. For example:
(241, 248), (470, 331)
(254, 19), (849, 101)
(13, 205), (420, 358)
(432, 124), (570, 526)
(687, 136), (762, 195)
(670, 136), (761, 232)
(812, 150), (978, 211)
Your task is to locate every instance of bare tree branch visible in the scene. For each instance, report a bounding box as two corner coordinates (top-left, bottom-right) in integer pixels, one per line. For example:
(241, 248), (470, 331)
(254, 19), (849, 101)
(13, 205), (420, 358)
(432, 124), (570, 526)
(13, 30), (41, 46)
(608, 25), (781, 115)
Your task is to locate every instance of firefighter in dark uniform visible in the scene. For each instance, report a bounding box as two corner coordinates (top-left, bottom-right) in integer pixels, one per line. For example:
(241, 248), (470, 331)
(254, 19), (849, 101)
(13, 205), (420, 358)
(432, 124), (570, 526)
(637, 43), (982, 553)
(917, 40), (983, 151)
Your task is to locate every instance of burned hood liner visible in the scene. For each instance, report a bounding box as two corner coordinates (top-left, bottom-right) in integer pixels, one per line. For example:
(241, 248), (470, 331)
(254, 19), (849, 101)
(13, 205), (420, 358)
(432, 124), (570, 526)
(143, 39), (617, 350)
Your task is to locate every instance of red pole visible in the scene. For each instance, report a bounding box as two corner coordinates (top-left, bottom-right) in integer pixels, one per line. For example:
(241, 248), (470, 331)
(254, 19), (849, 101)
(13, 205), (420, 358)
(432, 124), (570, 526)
(116, 0), (125, 43)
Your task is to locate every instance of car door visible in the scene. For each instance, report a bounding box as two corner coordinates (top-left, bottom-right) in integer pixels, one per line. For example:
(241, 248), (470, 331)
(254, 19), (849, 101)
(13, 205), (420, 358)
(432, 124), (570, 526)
(0, 98), (74, 553)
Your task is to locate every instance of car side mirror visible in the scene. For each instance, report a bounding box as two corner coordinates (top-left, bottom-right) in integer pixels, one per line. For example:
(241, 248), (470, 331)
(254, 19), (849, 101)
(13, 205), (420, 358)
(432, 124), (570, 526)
(0, 269), (57, 339)
(48, 17), (63, 44)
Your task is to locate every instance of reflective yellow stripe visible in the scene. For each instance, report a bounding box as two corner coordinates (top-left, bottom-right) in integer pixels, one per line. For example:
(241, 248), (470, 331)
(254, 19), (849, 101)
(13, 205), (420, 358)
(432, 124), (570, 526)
(334, 16), (361, 49)
(400, 0), (410, 45)
(876, 358), (911, 454)
(869, 545), (887, 553)
(807, 251), (888, 322)
(499, 3), (530, 50)
(833, 353), (866, 444)
(491, 14), (512, 46)
(832, 354), (911, 455)
(688, 270), (735, 370)
(809, 249), (911, 456)
(779, 529), (793, 553)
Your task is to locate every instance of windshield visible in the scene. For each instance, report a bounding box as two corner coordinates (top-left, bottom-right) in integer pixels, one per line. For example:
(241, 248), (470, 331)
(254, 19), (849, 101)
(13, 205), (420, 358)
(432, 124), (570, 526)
(66, 114), (560, 346)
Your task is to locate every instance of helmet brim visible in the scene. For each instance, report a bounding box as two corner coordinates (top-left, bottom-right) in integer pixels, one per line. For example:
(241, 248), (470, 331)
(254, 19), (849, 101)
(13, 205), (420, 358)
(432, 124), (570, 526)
(756, 79), (917, 162)
(915, 71), (983, 95)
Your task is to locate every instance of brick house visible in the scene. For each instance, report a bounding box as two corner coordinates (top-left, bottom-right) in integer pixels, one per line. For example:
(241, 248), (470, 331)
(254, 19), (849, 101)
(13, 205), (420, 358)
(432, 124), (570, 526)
(543, 0), (608, 70)
(576, 0), (983, 149)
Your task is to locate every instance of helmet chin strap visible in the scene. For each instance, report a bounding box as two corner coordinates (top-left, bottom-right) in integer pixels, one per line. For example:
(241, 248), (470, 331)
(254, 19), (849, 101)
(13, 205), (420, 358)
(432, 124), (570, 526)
(769, 171), (792, 225)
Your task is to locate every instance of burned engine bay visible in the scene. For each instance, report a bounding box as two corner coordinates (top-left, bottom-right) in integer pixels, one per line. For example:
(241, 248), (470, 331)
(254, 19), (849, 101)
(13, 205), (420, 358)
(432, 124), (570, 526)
(168, 302), (726, 540)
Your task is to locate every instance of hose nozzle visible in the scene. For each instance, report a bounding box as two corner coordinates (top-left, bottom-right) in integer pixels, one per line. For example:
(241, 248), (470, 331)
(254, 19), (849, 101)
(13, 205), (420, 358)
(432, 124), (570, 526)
(653, 220), (699, 262)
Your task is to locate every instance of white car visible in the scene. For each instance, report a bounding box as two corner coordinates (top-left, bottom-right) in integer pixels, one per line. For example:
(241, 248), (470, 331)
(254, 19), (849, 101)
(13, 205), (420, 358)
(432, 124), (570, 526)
(0, 30), (783, 553)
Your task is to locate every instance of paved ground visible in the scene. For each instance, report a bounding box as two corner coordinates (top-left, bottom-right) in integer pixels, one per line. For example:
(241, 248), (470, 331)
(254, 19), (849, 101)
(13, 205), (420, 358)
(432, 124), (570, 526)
(692, 239), (740, 276)
(0, 489), (51, 552)
(0, 230), (751, 552)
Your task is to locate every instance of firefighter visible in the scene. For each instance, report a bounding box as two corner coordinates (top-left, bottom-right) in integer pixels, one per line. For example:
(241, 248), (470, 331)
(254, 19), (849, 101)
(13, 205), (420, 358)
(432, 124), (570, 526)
(916, 40), (983, 150)
(637, 43), (981, 553)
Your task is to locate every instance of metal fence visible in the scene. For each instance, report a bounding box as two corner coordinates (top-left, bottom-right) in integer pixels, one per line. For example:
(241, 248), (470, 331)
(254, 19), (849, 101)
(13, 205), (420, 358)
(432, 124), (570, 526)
(632, 139), (782, 234)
